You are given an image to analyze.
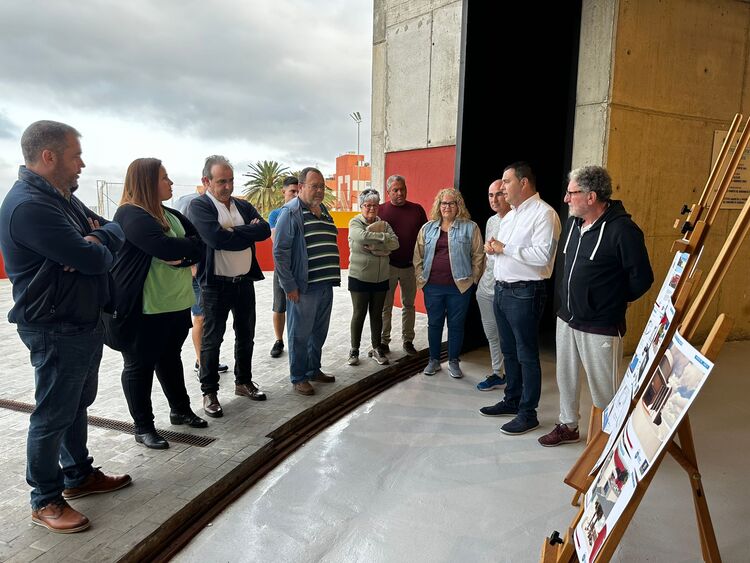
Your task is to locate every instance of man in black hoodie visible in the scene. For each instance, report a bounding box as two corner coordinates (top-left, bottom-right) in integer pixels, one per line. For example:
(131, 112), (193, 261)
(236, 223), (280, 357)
(539, 166), (653, 447)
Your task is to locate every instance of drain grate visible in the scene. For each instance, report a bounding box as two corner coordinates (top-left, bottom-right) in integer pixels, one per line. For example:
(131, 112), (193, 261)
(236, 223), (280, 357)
(0, 399), (216, 447)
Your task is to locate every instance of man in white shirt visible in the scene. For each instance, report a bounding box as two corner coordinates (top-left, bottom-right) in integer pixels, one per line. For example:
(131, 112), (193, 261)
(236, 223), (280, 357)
(479, 162), (561, 435)
(188, 155), (271, 418)
(175, 185), (230, 377)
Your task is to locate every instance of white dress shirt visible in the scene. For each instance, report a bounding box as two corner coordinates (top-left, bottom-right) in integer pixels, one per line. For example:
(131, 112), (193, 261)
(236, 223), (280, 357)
(492, 193), (561, 283)
(207, 191), (252, 277)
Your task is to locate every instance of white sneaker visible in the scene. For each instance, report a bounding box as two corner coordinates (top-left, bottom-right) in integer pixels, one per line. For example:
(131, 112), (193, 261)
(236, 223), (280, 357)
(424, 359), (441, 376)
(448, 359), (463, 378)
(347, 349), (360, 366)
(368, 348), (390, 365)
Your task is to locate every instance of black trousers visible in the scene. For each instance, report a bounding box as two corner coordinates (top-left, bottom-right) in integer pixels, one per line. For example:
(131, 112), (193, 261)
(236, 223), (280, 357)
(121, 309), (192, 434)
(199, 279), (256, 394)
(349, 290), (387, 350)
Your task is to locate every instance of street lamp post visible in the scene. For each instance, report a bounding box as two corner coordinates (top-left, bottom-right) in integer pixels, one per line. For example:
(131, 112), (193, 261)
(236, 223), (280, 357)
(350, 111), (362, 210)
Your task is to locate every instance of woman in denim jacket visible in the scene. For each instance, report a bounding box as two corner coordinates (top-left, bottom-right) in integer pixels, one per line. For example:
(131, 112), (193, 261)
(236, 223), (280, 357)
(414, 188), (484, 378)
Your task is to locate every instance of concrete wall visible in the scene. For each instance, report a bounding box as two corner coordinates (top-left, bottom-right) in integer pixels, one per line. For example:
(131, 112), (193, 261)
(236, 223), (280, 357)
(371, 0), (462, 193)
(573, 0), (750, 348)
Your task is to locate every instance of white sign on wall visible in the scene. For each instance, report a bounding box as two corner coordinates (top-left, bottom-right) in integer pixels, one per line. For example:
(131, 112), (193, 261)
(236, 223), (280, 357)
(712, 130), (750, 209)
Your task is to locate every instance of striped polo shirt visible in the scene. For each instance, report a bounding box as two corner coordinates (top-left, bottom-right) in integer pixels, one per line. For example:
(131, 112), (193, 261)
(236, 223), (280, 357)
(302, 203), (341, 286)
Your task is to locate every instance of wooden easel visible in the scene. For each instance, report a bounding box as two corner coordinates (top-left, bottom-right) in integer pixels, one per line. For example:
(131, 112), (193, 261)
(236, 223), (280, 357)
(541, 113), (750, 562)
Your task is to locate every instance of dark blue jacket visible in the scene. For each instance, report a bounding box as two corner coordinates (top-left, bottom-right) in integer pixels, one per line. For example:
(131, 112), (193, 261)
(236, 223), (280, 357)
(187, 194), (270, 285)
(557, 200), (653, 334)
(0, 166), (124, 324)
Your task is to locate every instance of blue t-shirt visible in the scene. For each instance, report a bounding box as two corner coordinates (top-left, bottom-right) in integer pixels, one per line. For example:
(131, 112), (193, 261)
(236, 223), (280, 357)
(268, 207), (282, 228)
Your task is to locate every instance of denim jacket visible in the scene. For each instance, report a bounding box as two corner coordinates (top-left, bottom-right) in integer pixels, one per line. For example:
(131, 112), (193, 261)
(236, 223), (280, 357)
(414, 219), (485, 294)
(273, 197), (339, 294)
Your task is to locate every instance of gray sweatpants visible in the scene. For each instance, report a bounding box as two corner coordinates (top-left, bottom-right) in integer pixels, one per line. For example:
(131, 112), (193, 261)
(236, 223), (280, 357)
(556, 318), (623, 426)
(476, 291), (504, 374)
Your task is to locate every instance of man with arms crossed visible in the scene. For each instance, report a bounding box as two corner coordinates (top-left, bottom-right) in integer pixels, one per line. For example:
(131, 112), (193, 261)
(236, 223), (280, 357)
(189, 155), (271, 417)
(267, 176), (299, 358)
(0, 120), (131, 532)
(377, 174), (427, 355)
(476, 179), (511, 391)
(479, 162), (561, 435)
(538, 165), (653, 446)
(175, 185), (229, 376)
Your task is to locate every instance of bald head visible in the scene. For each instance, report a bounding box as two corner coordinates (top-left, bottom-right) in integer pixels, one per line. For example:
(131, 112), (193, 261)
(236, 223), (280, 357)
(488, 179), (510, 216)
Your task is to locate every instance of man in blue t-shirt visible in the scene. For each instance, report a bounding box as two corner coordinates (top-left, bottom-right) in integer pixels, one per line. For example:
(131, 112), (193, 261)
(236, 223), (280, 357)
(268, 176), (299, 358)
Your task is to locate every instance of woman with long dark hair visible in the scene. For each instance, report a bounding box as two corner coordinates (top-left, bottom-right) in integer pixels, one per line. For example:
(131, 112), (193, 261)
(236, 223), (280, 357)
(105, 158), (206, 449)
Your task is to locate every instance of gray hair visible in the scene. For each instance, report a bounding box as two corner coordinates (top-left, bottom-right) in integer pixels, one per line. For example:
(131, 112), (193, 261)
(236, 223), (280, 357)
(298, 166), (323, 184)
(202, 155), (233, 179)
(358, 188), (380, 208)
(569, 165), (612, 201)
(386, 174), (406, 190)
(21, 120), (80, 164)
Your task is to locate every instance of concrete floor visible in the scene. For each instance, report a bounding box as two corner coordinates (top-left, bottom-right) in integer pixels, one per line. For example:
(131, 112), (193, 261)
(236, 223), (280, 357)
(174, 341), (750, 563)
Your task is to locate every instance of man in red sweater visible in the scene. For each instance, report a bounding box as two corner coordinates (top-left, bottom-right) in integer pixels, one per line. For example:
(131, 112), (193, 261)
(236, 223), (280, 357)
(377, 175), (428, 355)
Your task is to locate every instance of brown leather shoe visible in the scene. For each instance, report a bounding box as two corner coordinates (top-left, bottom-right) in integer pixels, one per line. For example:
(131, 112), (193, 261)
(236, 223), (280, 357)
(293, 381), (315, 396)
(63, 468), (132, 500)
(203, 392), (223, 418)
(310, 370), (335, 383)
(31, 500), (90, 533)
(235, 382), (267, 401)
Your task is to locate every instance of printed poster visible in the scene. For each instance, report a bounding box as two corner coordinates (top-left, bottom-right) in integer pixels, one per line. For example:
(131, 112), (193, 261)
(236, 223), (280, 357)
(576, 330), (714, 561)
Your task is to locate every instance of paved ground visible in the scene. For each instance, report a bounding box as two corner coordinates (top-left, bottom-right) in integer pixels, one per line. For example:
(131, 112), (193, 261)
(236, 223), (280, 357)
(0, 274), (436, 562)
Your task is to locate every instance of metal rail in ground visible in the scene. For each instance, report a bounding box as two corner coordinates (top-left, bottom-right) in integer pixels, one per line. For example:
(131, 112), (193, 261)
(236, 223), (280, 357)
(120, 347), (446, 563)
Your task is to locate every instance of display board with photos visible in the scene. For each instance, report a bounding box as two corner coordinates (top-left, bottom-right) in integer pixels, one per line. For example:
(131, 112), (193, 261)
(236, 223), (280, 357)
(574, 331), (715, 563)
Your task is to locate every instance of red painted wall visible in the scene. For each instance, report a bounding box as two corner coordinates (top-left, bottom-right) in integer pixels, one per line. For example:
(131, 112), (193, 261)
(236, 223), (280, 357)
(384, 145), (456, 211)
(384, 145), (457, 313)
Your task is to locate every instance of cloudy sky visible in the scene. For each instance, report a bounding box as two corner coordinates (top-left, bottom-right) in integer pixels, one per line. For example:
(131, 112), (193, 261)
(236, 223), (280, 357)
(0, 0), (373, 210)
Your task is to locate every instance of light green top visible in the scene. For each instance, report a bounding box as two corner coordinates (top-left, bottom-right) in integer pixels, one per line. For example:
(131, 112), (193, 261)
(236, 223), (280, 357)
(347, 214), (400, 283)
(142, 210), (195, 314)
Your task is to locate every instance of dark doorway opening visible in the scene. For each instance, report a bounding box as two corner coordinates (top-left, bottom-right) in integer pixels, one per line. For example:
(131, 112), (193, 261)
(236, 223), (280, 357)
(455, 0), (582, 351)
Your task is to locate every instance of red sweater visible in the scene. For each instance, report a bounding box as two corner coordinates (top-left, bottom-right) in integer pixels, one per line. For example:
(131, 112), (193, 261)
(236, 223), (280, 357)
(378, 200), (428, 268)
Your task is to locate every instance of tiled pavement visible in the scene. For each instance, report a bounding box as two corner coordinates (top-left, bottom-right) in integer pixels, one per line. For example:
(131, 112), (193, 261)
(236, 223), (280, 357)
(0, 274), (437, 562)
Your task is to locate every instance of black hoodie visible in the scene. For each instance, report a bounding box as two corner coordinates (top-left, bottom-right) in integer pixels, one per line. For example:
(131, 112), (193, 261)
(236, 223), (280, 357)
(556, 200), (653, 335)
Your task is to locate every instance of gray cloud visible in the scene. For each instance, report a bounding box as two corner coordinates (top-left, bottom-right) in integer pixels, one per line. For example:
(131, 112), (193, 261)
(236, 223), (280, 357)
(0, 111), (18, 139)
(0, 0), (372, 164)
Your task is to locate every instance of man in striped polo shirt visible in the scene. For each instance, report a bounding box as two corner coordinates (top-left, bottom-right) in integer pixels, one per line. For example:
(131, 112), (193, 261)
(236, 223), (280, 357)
(273, 167), (341, 395)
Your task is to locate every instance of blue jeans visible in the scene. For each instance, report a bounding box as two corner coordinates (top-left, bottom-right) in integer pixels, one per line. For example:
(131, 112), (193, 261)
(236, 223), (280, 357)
(17, 320), (102, 509)
(423, 283), (473, 360)
(286, 283), (334, 383)
(494, 281), (546, 420)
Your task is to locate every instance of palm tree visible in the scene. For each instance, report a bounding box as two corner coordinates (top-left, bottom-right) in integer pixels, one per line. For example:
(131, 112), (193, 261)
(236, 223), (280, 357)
(243, 160), (290, 218)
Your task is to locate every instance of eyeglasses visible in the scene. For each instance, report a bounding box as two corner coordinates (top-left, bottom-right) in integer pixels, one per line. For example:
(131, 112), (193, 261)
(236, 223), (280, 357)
(565, 189), (585, 196)
(439, 201), (457, 207)
(362, 204), (379, 210)
(304, 183), (326, 191)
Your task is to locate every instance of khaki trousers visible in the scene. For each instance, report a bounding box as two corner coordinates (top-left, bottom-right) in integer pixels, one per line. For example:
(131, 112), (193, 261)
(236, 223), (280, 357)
(381, 265), (417, 345)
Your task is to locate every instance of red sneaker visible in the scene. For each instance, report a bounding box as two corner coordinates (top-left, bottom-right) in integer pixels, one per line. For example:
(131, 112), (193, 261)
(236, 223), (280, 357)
(538, 423), (580, 447)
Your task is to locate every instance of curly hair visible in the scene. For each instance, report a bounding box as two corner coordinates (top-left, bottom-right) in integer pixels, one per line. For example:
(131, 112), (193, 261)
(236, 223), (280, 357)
(429, 188), (471, 221)
(569, 166), (612, 202)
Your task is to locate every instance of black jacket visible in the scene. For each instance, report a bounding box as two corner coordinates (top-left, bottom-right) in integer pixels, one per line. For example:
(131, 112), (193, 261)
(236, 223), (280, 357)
(103, 204), (203, 350)
(0, 166), (124, 325)
(556, 200), (653, 334)
(187, 195), (270, 285)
